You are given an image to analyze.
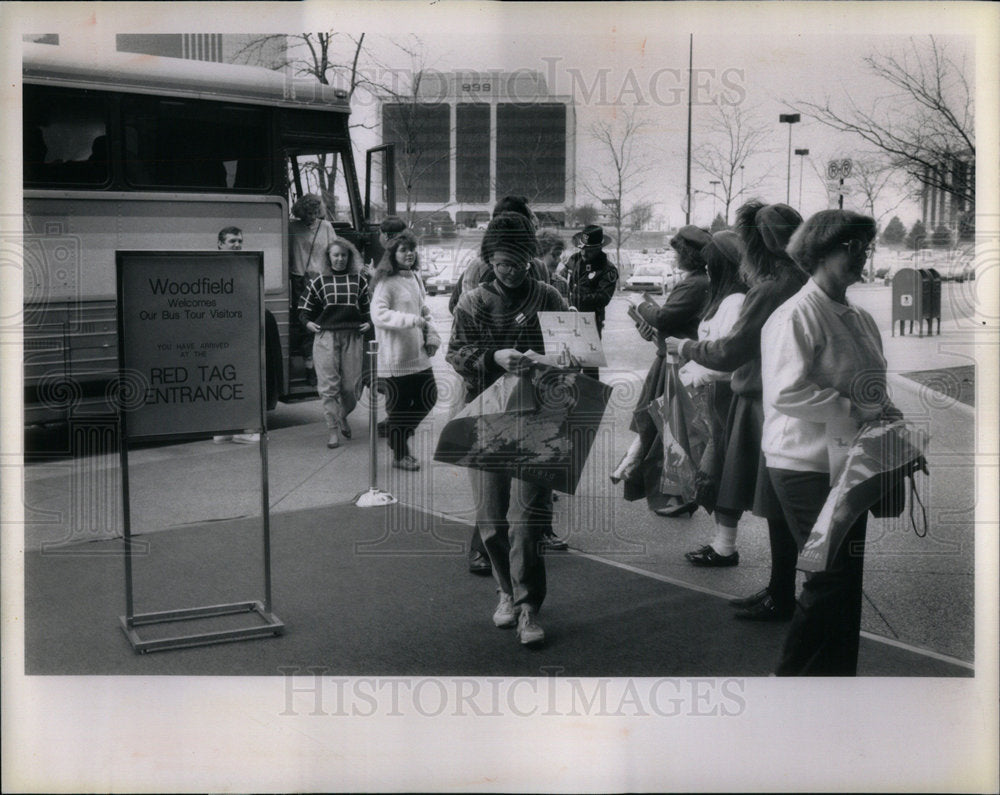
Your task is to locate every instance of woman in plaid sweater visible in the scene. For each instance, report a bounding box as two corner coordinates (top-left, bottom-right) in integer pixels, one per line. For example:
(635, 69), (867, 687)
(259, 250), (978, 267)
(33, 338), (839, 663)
(299, 238), (371, 449)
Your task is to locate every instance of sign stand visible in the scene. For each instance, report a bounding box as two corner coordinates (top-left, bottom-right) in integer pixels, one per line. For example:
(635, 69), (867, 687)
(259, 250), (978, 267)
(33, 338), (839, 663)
(115, 251), (283, 653)
(355, 340), (397, 507)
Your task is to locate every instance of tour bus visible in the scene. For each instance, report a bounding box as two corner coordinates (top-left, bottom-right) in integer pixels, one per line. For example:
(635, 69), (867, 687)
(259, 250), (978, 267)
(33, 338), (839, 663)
(21, 42), (395, 427)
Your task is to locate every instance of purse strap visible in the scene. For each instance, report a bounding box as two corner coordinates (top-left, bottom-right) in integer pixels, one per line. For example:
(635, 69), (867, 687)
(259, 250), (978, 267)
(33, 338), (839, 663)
(908, 472), (928, 538)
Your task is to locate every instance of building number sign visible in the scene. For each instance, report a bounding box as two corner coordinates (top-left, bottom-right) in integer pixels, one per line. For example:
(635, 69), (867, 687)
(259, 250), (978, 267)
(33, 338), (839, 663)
(462, 83), (491, 92)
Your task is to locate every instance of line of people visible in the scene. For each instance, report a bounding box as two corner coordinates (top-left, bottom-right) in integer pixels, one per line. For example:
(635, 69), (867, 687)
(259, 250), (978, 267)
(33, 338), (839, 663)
(285, 190), (898, 672)
(621, 200), (895, 675)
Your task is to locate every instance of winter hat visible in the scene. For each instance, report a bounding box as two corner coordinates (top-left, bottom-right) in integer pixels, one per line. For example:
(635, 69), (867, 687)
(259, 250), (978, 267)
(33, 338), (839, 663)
(756, 203), (803, 254)
(708, 230), (744, 268)
(670, 224), (712, 251)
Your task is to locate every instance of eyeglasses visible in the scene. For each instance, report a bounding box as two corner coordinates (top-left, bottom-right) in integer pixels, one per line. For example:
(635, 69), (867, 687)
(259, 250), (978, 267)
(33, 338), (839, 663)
(494, 260), (531, 272)
(842, 240), (876, 258)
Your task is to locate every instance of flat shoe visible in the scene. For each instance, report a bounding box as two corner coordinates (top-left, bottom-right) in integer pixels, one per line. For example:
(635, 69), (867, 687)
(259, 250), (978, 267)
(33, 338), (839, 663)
(392, 455), (420, 471)
(654, 501), (697, 518)
(685, 545), (739, 567)
(340, 420), (351, 439)
(728, 588), (770, 608)
(468, 551), (492, 575)
(733, 594), (794, 622)
(326, 432), (340, 449)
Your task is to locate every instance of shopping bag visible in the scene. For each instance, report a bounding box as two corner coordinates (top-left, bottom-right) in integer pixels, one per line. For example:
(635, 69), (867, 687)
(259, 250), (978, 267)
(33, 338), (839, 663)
(434, 366), (612, 494)
(798, 420), (929, 573)
(649, 361), (709, 504)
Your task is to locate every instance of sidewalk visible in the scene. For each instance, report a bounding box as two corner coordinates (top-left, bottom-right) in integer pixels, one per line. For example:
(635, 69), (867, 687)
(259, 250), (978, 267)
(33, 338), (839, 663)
(22, 314), (983, 670)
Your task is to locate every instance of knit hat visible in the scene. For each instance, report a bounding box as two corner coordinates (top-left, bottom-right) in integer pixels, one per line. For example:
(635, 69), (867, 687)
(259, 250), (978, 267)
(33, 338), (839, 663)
(707, 230), (743, 268)
(756, 203), (803, 254)
(670, 225), (712, 251)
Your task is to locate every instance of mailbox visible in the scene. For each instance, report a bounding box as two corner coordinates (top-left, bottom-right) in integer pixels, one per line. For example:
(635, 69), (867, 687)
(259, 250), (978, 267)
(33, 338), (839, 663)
(891, 267), (923, 336)
(923, 268), (942, 335)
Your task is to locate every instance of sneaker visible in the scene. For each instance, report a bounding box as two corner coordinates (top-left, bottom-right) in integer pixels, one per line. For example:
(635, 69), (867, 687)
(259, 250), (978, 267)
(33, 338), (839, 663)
(516, 606), (545, 647)
(327, 431), (341, 449)
(492, 593), (516, 628)
(213, 435), (233, 444)
(232, 433), (260, 444)
(539, 531), (568, 551)
(392, 455), (420, 471)
(685, 544), (739, 567)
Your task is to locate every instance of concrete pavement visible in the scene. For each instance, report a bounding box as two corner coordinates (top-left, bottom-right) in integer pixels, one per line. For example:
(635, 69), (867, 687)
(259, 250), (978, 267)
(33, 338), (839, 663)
(22, 286), (985, 671)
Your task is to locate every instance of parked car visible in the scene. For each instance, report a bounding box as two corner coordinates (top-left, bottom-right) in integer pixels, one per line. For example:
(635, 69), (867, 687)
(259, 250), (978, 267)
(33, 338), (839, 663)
(425, 259), (469, 295)
(624, 263), (675, 294)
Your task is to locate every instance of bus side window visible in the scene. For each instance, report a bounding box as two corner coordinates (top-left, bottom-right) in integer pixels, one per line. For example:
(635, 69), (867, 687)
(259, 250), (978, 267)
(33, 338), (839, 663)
(24, 86), (110, 186)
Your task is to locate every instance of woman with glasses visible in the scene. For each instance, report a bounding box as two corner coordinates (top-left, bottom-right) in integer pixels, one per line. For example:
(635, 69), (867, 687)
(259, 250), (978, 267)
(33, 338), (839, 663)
(446, 212), (569, 647)
(762, 209), (894, 675)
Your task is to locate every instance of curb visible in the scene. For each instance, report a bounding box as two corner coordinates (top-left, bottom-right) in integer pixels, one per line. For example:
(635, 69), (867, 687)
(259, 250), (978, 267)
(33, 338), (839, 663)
(887, 372), (975, 418)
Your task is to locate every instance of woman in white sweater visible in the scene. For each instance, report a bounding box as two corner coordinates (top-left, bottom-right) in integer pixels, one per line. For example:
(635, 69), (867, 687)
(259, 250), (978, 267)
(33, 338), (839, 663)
(761, 209), (897, 675)
(370, 231), (441, 470)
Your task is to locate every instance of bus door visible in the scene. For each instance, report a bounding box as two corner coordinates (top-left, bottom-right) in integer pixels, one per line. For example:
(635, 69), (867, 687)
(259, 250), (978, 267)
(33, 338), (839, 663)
(364, 144), (397, 266)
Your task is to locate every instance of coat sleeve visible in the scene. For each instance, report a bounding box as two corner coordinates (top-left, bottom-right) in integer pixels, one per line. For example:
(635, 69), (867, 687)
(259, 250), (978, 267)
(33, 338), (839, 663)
(761, 307), (853, 425)
(636, 276), (706, 336)
(446, 295), (504, 385)
(298, 276), (320, 328)
(370, 281), (421, 330)
(681, 281), (777, 373)
(358, 274), (371, 325)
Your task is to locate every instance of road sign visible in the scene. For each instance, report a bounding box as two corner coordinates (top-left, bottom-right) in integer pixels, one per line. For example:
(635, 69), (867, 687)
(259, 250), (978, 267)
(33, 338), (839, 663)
(827, 158), (854, 180)
(827, 160), (841, 180)
(840, 158), (853, 178)
(825, 180), (854, 196)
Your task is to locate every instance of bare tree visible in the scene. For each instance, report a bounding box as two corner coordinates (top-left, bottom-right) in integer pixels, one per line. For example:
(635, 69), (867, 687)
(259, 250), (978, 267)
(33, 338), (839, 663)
(693, 102), (773, 223)
(799, 36), (975, 212)
(231, 32), (367, 219)
(627, 201), (655, 232)
(583, 110), (653, 266)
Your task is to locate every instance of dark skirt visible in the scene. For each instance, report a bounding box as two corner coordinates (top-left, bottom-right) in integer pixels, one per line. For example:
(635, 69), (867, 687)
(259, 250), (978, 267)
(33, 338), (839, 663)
(716, 393), (782, 520)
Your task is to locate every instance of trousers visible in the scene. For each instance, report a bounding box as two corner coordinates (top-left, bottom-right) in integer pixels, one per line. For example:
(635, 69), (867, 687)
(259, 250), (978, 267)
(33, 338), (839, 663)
(383, 368), (438, 460)
(769, 467), (869, 676)
(471, 468), (549, 611)
(312, 329), (363, 430)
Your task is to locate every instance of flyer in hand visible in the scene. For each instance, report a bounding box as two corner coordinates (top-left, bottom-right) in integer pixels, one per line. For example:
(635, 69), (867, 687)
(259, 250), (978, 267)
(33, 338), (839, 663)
(537, 311), (606, 367)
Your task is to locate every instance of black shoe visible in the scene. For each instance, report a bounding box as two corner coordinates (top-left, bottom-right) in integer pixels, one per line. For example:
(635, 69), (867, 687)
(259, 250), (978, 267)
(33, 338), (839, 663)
(733, 594), (794, 622)
(685, 545), (739, 567)
(539, 531), (568, 551)
(654, 501), (697, 518)
(468, 550), (492, 575)
(728, 588), (770, 608)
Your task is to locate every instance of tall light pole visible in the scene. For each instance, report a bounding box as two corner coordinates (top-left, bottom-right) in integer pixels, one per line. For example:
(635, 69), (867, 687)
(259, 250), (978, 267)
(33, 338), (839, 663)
(709, 180), (720, 221)
(779, 113), (800, 204)
(794, 147), (809, 210)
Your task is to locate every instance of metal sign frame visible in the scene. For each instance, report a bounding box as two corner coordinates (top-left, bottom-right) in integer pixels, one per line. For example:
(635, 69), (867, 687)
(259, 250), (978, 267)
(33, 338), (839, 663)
(115, 250), (283, 653)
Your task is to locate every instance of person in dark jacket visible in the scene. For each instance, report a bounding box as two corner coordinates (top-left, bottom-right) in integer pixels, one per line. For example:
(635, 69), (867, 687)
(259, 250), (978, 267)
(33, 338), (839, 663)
(446, 212), (569, 647)
(566, 224), (619, 331)
(665, 201), (807, 620)
(613, 225), (712, 515)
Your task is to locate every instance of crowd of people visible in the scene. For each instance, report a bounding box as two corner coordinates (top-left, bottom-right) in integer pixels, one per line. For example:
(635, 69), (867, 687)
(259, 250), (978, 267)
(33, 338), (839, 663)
(263, 189), (898, 673)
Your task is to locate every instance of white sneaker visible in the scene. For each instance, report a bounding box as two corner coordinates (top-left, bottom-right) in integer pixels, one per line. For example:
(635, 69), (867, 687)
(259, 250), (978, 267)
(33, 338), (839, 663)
(213, 435), (233, 444)
(492, 592), (516, 628)
(232, 433), (260, 444)
(517, 606), (545, 646)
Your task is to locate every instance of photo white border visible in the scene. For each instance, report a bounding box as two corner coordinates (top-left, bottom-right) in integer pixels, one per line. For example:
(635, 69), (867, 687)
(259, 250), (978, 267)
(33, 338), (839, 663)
(2, 2), (997, 792)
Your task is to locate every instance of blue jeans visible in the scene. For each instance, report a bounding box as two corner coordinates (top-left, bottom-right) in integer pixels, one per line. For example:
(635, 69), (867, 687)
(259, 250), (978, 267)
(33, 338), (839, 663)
(471, 468), (549, 611)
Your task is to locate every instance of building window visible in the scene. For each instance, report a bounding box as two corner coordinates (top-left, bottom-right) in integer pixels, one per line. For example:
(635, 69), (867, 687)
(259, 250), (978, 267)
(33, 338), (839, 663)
(496, 104), (566, 203)
(382, 103), (450, 204)
(456, 104), (490, 203)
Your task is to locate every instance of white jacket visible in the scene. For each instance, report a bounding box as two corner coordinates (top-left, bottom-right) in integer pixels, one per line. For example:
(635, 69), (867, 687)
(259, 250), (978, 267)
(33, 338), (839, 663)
(678, 292), (745, 387)
(761, 279), (886, 473)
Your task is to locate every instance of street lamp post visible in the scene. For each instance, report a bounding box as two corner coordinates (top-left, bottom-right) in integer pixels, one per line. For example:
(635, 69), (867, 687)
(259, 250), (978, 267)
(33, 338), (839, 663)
(779, 113), (800, 205)
(709, 180), (720, 222)
(794, 147), (809, 210)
